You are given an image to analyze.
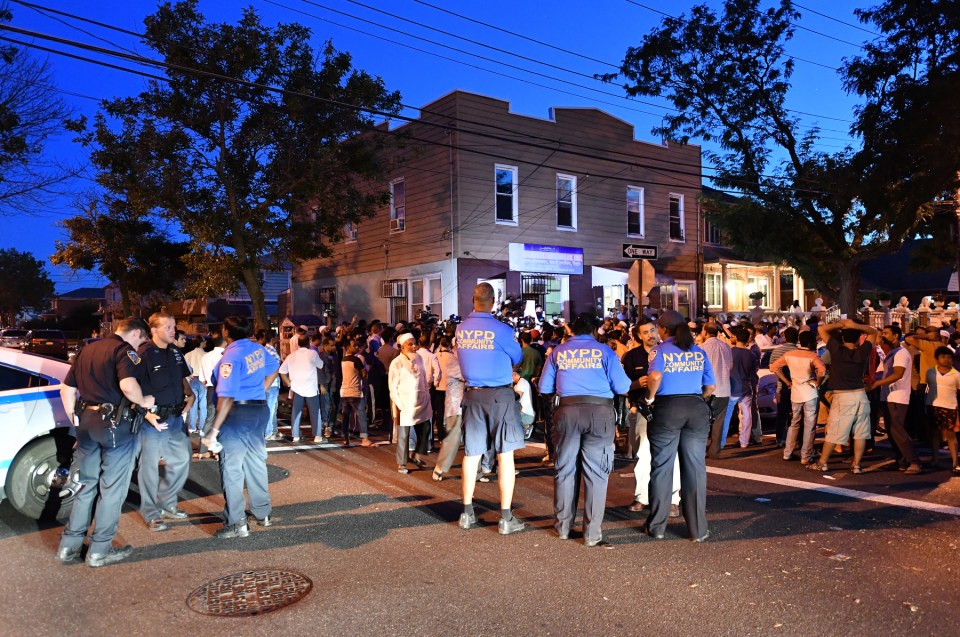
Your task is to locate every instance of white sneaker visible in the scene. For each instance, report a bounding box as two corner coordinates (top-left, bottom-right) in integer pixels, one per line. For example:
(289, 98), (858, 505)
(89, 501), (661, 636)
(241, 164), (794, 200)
(291, 437), (301, 443)
(314, 436), (329, 444)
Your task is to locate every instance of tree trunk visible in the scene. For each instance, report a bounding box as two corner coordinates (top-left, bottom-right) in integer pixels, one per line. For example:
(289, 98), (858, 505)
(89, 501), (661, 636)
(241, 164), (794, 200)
(118, 275), (132, 318)
(241, 265), (268, 331)
(836, 261), (861, 317)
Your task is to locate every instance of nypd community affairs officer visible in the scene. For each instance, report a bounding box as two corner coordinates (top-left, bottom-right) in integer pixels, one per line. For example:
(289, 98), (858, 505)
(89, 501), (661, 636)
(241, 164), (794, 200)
(137, 312), (195, 532)
(538, 313), (631, 547)
(454, 282), (527, 535)
(55, 317), (157, 568)
(644, 310), (716, 542)
(201, 316), (280, 539)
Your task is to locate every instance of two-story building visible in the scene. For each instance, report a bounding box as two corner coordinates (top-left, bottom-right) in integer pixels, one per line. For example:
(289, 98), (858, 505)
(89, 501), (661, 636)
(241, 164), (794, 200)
(292, 91), (704, 321)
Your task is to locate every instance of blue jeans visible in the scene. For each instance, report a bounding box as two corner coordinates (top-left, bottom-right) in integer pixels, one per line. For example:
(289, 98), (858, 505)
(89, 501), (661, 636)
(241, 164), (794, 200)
(290, 392), (320, 438)
(721, 392), (756, 447)
(340, 396), (368, 439)
(218, 404), (271, 526)
(318, 382), (332, 428)
(187, 378), (207, 432)
(265, 385), (280, 437)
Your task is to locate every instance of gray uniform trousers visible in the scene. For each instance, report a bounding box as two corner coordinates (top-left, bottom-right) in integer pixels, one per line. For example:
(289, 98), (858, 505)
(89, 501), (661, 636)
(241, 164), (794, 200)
(218, 404), (271, 526)
(59, 410), (140, 555)
(138, 414), (192, 522)
(552, 402), (616, 543)
(706, 395), (730, 459)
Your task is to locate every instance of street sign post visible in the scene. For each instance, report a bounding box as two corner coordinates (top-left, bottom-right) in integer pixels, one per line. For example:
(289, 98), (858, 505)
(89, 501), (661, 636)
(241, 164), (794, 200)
(622, 243), (658, 260)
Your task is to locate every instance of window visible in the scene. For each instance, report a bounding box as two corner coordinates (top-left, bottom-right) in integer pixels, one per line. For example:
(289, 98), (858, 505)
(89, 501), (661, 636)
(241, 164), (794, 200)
(556, 174), (576, 230)
(316, 286), (336, 316)
(390, 178), (405, 233)
(495, 164), (518, 224)
(0, 364), (38, 392)
(627, 186), (644, 236)
(669, 194), (684, 241)
(703, 218), (721, 244)
(344, 222), (357, 243)
(408, 275), (443, 321)
(705, 273), (722, 307)
(748, 276), (770, 307)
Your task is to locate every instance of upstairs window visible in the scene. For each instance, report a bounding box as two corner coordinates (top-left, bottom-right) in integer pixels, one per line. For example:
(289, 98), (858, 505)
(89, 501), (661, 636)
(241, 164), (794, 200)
(556, 174), (577, 230)
(495, 164), (518, 224)
(669, 194), (685, 241)
(390, 178), (405, 233)
(627, 186), (644, 236)
(344, 222), (357, 243)
(703, 218), (722, 245)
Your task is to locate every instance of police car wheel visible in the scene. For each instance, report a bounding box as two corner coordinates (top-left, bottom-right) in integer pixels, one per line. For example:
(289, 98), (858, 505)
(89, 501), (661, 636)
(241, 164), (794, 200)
(6, 437), (76, 522)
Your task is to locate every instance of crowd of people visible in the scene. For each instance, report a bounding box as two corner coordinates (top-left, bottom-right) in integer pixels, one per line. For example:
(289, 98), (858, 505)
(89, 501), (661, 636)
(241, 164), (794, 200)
(53, 288), (960, 566)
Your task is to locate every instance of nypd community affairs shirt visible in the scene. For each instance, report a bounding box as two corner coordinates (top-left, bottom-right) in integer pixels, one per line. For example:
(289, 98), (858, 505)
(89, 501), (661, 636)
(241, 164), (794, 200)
(649, 337), (716, 395)
(213, 338), (280, 400)
(455, 311), (522, 387)
(538, 334), (631, 398)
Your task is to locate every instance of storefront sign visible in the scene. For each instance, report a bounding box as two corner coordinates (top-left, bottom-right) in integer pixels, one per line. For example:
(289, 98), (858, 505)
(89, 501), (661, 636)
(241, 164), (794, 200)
(508, 243), (583, 275)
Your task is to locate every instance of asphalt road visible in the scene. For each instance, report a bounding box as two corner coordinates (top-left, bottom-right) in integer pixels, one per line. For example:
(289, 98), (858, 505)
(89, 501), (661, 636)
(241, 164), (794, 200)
(1, 424), (958, 637)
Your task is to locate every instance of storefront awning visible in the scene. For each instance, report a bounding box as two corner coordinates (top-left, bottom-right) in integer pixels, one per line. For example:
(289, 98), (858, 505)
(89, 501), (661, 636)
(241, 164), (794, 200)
(592, 265), (674, 287)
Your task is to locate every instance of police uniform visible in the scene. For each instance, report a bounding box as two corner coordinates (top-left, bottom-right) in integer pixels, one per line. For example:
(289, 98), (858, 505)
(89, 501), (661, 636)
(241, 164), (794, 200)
(137, 340), (192, 527)
(646, 333), (716, 540)
(539, 334), (631, 544)
(212, 337), (280, 529)
(57, 335), (144, 559)
(455, 311), (524, 457)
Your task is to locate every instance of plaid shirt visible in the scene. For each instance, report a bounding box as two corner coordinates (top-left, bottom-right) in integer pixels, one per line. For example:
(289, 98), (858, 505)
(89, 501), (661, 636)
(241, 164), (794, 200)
(700, 336), (733, 398)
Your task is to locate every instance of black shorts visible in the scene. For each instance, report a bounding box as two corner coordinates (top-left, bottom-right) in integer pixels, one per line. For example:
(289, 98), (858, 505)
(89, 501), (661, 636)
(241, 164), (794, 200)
(462, 387), (525, 456)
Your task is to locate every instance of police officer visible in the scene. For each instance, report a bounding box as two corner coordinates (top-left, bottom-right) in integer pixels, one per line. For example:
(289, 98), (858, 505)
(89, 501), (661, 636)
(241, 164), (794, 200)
(55, 317), (156, 567)
(538, 313), (631, 546)
(644, 310), (716, 542)
(201, 316), (280, 538)
(454, 282), (526, 535)
(137, 312), (195, 531)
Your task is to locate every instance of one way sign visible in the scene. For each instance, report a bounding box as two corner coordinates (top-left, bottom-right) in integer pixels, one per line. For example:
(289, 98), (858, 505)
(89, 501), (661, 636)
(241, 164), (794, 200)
(622, 243), (658, 260)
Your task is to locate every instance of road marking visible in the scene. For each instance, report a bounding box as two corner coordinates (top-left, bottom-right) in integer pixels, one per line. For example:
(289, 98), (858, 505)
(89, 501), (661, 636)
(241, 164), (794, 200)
(707, 466), (960, 517)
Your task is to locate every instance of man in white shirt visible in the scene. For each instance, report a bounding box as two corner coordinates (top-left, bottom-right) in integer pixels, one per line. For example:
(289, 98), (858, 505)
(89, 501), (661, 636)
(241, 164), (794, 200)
(870, 325), (922, 474)
(279, 335), (325, 443)
(513, 371), (535, 439)
(925, 346), (960, 472)
(197, 334), (225, 456)
(389, 333), (432, 473)
(184, 336), (207, 435)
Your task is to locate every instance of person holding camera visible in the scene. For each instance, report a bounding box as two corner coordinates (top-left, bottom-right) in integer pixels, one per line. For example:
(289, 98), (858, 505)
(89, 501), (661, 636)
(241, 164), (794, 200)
(538, 313), (631, 546)
(55, 317), (156, 567)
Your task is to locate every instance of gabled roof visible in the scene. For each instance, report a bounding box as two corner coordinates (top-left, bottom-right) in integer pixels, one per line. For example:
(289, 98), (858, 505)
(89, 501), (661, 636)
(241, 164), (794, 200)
(57, 287), (105, 300)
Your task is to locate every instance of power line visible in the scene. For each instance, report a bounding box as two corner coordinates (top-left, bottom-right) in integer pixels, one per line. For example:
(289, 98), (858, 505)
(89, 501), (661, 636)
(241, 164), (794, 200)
(0, 22), (847, 199)
(792, 2), (882, 37)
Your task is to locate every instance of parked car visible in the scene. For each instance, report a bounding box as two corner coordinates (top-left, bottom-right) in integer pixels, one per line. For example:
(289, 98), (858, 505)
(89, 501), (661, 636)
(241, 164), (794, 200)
(0, 328), (28, 349)
(0, 347), (75, 521)
(68, 337), (101, 363)
(756, 348), (778, 420)
(23, 329), (69, 359)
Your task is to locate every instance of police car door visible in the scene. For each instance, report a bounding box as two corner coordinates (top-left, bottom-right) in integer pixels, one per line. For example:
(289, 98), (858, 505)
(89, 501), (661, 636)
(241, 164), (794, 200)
(0, 360), (42, 466)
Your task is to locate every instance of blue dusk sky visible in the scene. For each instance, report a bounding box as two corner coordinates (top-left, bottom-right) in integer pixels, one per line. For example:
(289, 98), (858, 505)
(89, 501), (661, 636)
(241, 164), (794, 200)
(0, 0), (879, 292)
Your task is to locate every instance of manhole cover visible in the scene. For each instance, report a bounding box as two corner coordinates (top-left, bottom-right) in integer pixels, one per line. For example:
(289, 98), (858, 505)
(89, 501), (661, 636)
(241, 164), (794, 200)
(186, 569), (312, 617)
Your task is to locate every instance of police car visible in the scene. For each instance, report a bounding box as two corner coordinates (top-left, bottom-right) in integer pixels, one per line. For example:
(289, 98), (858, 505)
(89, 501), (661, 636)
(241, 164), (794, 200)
(0, 346), (75, 520)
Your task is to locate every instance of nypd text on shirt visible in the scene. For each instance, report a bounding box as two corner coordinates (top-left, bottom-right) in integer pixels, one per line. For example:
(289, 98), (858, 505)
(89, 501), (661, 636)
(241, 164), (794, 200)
(556, 348), (604, 370)
(244, 348), (265, 373)
(456, 329), (496, 351)
(661, 350), (707, 373)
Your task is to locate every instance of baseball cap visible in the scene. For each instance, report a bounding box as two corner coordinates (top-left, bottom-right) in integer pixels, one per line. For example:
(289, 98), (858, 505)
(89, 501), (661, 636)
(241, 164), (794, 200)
(656, 310), (686, 330)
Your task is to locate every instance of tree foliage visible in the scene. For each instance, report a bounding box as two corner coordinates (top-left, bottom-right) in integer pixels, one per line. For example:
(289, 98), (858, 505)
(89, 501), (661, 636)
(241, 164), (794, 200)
(0, 8), (75, 213)
(0, 248), (54, 324)
(97, 0), (401, 328)
(606, 0), (958, 313)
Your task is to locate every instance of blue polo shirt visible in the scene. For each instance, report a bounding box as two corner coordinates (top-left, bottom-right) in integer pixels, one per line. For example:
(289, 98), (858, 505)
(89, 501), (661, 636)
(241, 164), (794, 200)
(649, 337), (716, 395)
(214, 338), (280, 400)
(455, 311), (522, 387)
(539, 334), (631, 398)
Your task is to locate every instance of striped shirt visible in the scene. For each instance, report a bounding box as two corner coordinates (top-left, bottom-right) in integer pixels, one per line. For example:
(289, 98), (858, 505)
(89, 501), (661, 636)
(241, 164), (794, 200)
(700, 336), (733, 398)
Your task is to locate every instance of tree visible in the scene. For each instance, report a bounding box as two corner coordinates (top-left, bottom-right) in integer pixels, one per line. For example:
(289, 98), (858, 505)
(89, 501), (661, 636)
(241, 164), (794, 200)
(101, 0), (401, 329)
(606, 0), (956, 313)
(0, 8), (75, 213)
(0, 248), (54, 325)
(51, 197), (189, 317)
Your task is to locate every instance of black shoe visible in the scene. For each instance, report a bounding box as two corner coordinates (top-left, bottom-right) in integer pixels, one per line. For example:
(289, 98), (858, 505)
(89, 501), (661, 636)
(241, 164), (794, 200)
(147, 519), (169, 532)
(86, 545), (133, 568)
(250, 515), (272, 527)
(585, 538), (613, 548)
(459, 512), (477, 530)
(498, 517), (527, 535)
(161, 508), (188, 520)
(641, 524), (665, 539)
(55, 546), (81, 563)
(214, 522), (250, 539)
